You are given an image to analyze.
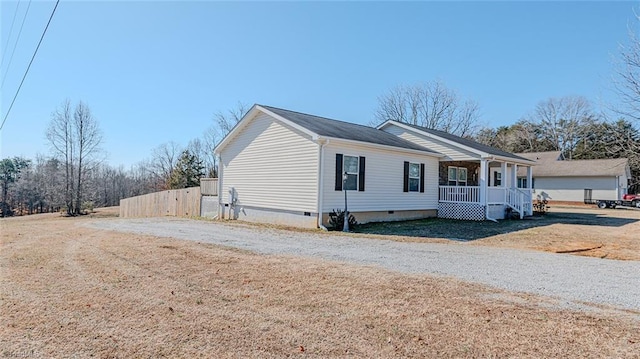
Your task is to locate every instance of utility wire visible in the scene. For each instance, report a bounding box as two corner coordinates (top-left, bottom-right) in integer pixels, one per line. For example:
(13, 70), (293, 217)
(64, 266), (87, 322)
(0, 0), (20, 67)
(0, 0), (59, 132)
(1, 0), (33, 89)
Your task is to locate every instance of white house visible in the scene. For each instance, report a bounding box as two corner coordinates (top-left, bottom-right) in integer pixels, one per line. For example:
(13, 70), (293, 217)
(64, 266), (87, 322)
(515, 151), (631, 203)
(214, 105), (535, 228)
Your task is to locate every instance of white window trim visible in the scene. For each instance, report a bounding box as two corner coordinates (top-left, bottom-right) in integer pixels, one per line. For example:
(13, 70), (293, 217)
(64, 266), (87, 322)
(408, 162), (421, 192)
(517, 177), (528, 189)
(458, 167), (468, 185)
(495, 171), (502, 186)
(343, 154), (359, 191)
(448, 166), (467, 186)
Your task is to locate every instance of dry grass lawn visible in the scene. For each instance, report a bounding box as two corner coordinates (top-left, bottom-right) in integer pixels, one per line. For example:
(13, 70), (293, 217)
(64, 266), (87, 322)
(1, 209), (639, 358)
(356, 206), (640, 261)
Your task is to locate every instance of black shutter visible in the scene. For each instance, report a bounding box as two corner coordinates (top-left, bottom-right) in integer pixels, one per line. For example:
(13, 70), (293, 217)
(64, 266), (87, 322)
(419, 163), (425, 193)
(335, 154), (343, 191)
(358, 157), (366, 192)
(403, 161), (409, 192)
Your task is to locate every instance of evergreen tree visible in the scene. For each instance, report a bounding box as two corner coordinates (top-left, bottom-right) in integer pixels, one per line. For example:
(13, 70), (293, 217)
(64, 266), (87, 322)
(168, 150), (205, 189)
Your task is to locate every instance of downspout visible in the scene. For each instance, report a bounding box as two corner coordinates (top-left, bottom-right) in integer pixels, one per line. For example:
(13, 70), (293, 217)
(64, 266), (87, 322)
(316, 138), (328, 230)
(216, 154), (223, 220)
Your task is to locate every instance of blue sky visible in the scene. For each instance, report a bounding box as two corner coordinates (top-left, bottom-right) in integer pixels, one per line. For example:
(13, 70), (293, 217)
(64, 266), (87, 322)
(0, 1), (636, 167)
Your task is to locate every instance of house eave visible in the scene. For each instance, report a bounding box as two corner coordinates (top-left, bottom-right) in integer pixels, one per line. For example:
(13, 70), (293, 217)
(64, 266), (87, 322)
(379, 120), (534, 165)
(481, 155), (537, 166)
(325, 136), (445, 158)
(378, 120), (485, 156)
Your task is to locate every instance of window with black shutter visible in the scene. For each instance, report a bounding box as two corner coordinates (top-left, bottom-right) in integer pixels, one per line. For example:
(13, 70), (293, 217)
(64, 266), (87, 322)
(404, 161), (424, 193)
(336, 153), (365, 191)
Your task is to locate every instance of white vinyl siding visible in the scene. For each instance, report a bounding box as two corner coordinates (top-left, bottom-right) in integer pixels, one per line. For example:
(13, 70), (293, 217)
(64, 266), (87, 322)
(533, 176), (620, 202)
(322, 141), (439, 212)
(220, 113), (319, 212)
(382, 124), (478, 161)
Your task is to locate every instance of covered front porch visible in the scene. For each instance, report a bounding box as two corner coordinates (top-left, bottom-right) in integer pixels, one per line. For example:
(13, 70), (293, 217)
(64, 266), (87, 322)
(437, 158), (534, 221)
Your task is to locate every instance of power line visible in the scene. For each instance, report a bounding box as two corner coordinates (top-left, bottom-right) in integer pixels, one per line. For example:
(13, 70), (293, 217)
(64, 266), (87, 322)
(0, 0), (21, 66)
(0, 0), (59, 132)
(1, 0), (33, 89)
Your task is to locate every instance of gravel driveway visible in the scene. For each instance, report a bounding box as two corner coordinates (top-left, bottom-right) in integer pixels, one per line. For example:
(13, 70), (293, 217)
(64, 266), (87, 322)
(88, 218), (640, 312)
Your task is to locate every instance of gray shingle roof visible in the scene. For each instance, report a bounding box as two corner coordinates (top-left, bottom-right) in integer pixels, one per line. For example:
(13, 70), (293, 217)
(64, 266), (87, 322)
(399, 122), (532, 162)
(260, 105), (440, 154)
(515, 151), (563, 163)
(515, 151), (629, 177)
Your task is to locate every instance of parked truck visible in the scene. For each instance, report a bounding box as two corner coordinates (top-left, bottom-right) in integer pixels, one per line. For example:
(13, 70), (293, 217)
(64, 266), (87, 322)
(585, 193), (640, 209)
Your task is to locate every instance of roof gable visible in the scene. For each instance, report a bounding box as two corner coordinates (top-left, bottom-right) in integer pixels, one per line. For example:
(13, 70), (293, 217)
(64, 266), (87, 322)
(379, 120), (534, 163)
(515, 151), (563, 164)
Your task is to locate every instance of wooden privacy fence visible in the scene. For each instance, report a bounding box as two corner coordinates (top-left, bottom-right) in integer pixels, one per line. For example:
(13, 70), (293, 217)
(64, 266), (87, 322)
(119, 187), (202, 218)
(200, 178), (218, 196)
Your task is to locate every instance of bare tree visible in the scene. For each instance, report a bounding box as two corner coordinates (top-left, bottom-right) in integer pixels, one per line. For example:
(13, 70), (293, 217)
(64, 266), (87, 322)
(612, 14), (640, 123)
(149, 141), (182, 190)
(529, 96), (596, 158)
(213, 102), (249, 138)
(373, 81), (481, 137)
(46, 100), (75, 215)
(188, 135), (217, 178)
(202, 126), (219, 177)
(46, 100), (103, 215)
(73, 102), (103, 214)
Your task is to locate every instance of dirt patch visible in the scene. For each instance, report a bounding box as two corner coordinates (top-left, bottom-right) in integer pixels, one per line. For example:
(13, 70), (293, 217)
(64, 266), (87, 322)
(1, 213), (639, 357)
(356, 206), (640, 261)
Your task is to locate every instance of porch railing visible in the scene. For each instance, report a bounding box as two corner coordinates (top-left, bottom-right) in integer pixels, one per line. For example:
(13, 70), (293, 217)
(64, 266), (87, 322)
(439, 186), (480, 203)
(439, 186), (534, 216)
(505, 188), (534, 217)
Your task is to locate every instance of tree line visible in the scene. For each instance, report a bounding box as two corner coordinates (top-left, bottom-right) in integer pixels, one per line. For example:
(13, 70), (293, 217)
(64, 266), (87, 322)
(0, 100), (244, 217)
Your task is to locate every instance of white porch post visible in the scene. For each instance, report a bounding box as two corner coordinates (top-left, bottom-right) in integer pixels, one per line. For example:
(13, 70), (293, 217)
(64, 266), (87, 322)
(512, 163), (518, 189)
(479, 159), (487, 205)
(527, 165), (533, 215)
(500, 161), (507, 202)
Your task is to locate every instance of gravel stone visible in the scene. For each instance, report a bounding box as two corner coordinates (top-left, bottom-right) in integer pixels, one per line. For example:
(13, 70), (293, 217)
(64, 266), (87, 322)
(88, 218), (640, 312)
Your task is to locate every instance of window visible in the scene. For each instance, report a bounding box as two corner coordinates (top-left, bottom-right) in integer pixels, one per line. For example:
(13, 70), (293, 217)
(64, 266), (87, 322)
(404, 161), (425, 193)
(335, 154), (365, 192)
(343, 155), (359, 191)
(448, 167), (457, 186)
(458, 168), (467, 186)
(409, 163), (420, 192)
(517, 177), (528, 188)
(448, 166), (467, 186)
(493, 171), (502, 186)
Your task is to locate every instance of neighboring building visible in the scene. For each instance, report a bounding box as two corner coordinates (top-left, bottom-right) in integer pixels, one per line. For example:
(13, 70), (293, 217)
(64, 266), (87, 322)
(515, 151), (631, 203)
(214, 105), (535, 228)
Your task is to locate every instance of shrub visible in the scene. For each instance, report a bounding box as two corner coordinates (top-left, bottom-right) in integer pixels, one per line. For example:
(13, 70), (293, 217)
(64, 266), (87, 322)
(328, 209), (357, 231)
(82, 201), (95, 214)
